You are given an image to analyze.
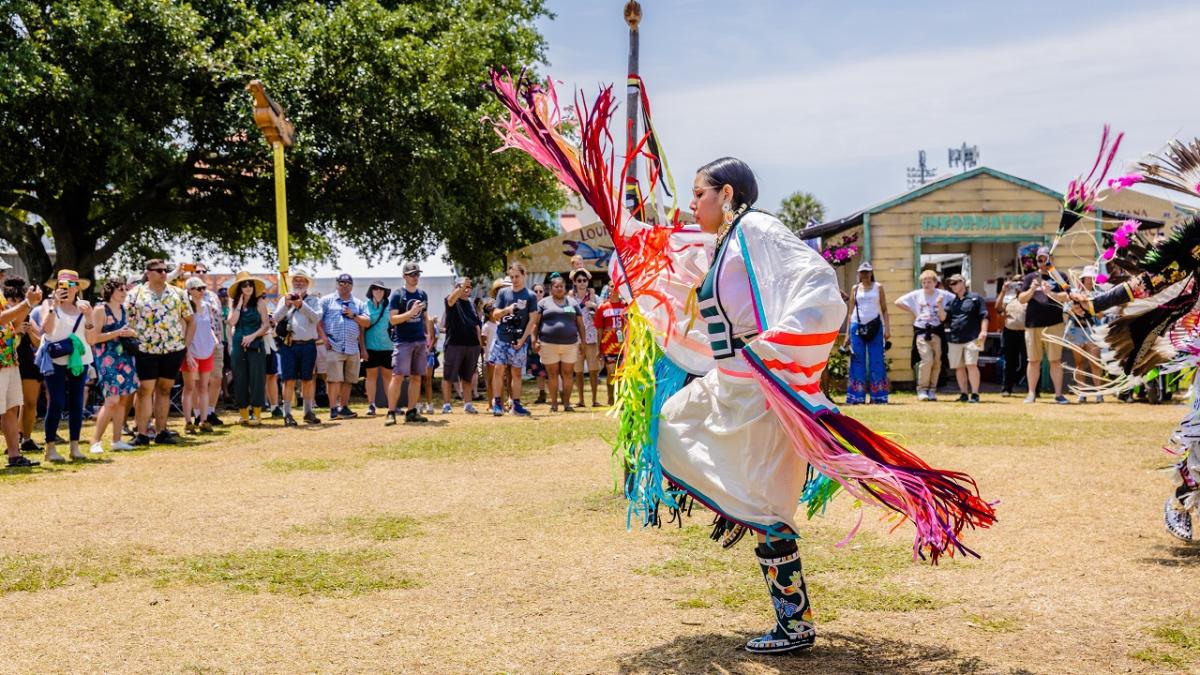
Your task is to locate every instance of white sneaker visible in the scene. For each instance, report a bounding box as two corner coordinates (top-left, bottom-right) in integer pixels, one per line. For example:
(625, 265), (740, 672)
(1024, 394), (1036, 403)
(442, 403), (452, 414)
(928, 391), (938, 401)
(1077, 395), (1086, 404)
(89, 441), (105, 454)
(111, 440), (135, 451)
(1096, 395), (1104, 403)
(916, 390), (930, 402)
(464, 403), (478, 414)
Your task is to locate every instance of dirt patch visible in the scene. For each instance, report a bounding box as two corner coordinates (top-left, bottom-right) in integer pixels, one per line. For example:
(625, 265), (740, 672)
(0, 395), (1194, 673)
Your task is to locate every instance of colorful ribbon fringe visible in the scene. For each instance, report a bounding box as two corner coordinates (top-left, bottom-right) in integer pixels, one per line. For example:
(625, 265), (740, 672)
(485, 68), (996, 564)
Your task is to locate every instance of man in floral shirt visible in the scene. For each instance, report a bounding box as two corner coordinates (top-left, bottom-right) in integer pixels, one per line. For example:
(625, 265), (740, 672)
(127, 259), (195, 445)
(1, 283), (43, 467)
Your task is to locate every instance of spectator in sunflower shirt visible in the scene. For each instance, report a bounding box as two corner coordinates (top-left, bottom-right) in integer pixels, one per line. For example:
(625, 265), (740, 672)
(0, 282), (43, 467)
(127, 258), (195, 445)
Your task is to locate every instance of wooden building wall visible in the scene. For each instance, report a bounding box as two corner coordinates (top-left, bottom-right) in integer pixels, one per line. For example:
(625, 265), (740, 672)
(863, 173), (1071, 384)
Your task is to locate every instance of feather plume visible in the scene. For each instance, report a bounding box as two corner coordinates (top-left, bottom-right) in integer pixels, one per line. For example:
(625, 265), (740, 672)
(1133, 138), (1200, 198)
(1059, 125), (1125, 240)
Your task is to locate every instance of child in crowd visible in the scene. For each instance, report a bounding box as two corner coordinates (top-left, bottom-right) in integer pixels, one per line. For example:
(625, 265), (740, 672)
(594, 292), (628, 406)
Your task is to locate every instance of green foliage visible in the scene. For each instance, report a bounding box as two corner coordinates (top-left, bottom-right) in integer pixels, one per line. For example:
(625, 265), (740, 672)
(157, 548), (415, 597)
(295, 513), (423, 541)
(0, 551), (135, 594)
(1129, 648), (1187, 668)
(262, 457), (345, 473)
(1122, 613), (1200, 669)
(0, 0), (563, 281)
(777, 191), (826, 234)
(823, 337), (849, 395)
(365, 414), (612, 461)
(964, 613), (1023, 633)
(634, 523), (940, 623)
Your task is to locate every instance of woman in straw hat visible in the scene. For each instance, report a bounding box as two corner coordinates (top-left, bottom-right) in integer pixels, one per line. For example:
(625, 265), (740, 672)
(226, 271), (269, 425)
(39, 270), (93, 462)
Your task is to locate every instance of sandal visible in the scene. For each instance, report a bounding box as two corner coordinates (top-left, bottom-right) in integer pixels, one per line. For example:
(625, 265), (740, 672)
(549, 405), (558, 413)
(562, 404), (575, 412)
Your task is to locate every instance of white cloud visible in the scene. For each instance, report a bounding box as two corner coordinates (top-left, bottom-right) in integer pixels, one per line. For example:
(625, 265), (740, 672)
(569, 6), (1200, 215)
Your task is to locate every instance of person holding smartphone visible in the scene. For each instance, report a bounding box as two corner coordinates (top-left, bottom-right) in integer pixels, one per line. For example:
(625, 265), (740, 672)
(488, 262), (539, 416)
(441, 276), (482, 415)
(385, 263), (433, 425)
(5, 277), (44, 454)
(0, 279), (42, 467)
(319, 273), (369, 418)
(998, 274), (1027, 397)
(40, 270), (94, 461)
(1018, 247), (1071, 404)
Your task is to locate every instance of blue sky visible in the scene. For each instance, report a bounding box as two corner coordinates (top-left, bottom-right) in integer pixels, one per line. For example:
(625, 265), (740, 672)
(535, 1), (1200, 220)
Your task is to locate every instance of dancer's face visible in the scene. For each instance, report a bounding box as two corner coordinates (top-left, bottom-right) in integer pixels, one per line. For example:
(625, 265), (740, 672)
(690, 172), (733, 234)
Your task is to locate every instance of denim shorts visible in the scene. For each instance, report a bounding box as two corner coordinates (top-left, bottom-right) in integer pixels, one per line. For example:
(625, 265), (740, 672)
(279, 341), (317, 382)
(488, 340), (528, 369)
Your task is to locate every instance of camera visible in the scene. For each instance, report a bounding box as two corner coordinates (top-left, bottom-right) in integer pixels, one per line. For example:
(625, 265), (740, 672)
(287, 293), (299, 302)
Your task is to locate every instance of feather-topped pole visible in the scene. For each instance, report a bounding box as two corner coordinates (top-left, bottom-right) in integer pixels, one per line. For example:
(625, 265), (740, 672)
(484, 69), (687, 334)
(1133, 138), (1200, 198)
(1057, 125), (1125, 243)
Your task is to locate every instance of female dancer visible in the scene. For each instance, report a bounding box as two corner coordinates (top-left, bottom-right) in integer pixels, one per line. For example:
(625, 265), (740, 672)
(487, 72), (994, 654)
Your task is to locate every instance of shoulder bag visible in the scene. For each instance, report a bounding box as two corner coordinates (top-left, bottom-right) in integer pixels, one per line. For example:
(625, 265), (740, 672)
(47, 311), (84, 359)
(853, 285), (882, 341)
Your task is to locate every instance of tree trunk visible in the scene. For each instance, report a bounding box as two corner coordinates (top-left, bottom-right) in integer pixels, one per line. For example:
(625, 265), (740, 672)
(40, 191), (101, 295)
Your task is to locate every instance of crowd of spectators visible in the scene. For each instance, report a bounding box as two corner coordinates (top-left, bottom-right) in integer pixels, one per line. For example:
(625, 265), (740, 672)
(0, 255), (631, 469)
(845, 245), (1116, 405)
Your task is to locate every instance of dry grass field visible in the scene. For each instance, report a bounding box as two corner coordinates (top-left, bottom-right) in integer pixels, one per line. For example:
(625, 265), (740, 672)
(0, 392), (1197, 674)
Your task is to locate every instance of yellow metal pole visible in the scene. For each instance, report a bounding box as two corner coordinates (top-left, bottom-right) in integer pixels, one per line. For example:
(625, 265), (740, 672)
(273, 141), (290, 295)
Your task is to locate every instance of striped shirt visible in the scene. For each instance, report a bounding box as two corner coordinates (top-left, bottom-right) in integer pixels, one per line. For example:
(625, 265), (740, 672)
(319, 293), (366, 354)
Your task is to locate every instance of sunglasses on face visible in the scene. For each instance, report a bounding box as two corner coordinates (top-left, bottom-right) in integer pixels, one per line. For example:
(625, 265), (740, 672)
(192, 286), (207, 292)
(405, 272), (420, 277)
(337, 280), (352, 286)
(148, 268), (168, 273)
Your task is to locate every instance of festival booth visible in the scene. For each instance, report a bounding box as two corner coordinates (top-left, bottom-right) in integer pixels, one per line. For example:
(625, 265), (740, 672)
(507, 220), (614, 291)
(807, 166), (1198, 384)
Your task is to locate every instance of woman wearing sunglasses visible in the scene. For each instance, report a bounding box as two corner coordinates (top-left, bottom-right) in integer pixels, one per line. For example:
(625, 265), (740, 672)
(226, 271), (270, 425)
(40, 270), (94, 462)
(181, 276), (220, 433)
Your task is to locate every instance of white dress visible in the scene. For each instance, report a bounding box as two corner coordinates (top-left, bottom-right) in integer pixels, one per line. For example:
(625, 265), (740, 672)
(654, 212), (845, 536)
